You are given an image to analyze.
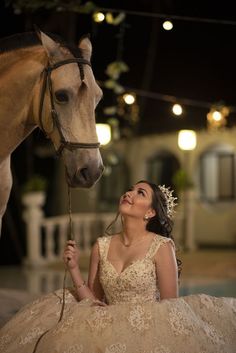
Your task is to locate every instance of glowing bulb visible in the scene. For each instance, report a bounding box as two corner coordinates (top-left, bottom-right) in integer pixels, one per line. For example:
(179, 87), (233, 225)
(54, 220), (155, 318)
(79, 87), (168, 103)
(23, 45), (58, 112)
(163, 20), (173, 31)
(123, 93), (135, 105)
(178, 130), (197, 151)
(212, 110), (222, 121)
(93, 12), (105, 23)
(96, 124), (111, 145)
(172, 104), (183, 116)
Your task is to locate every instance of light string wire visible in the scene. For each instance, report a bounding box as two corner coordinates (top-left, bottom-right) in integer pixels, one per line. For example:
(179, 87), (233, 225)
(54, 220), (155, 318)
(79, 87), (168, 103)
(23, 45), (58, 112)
(123, 86), (236, 112)
(96, 9), (236, 115)
(32, 185), (74, 353)
(97, 7), (236, 27)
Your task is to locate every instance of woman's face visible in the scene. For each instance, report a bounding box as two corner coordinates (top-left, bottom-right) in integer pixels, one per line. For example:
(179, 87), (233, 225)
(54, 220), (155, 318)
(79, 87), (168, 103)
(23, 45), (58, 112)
(119, 182), (155, 219)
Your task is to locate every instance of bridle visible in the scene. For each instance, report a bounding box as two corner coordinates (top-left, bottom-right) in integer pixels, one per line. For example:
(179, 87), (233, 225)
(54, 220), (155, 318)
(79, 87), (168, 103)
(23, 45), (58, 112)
(38, 57), (100, 156)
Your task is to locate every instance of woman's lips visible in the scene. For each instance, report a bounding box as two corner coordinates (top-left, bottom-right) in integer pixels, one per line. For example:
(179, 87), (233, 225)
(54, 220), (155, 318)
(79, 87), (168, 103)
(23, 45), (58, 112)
(121, 199), (132, 205)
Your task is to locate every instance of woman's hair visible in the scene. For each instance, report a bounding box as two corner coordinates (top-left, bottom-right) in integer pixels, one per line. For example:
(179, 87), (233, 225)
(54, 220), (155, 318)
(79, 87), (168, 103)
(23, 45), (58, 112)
(138, 180), (173, 237)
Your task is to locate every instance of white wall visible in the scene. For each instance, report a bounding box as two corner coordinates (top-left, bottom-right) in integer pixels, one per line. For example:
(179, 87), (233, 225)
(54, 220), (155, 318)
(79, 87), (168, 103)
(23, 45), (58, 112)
(56, 128), (236, 246)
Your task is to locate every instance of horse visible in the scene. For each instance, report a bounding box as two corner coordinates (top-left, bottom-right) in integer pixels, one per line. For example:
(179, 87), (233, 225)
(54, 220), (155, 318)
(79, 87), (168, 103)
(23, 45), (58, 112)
(0, 30), (104, 234)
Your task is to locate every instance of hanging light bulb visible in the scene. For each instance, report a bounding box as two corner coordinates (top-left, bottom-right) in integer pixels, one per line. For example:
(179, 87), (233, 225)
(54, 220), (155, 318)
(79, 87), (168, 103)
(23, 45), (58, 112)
(207, 105), (230, 131)
(163, 20), (173, 31)
(123, 93), (136, 105)
(93, 12), (105, 23)
(172, 103), (183, 116)
(212, 110), (222, 122)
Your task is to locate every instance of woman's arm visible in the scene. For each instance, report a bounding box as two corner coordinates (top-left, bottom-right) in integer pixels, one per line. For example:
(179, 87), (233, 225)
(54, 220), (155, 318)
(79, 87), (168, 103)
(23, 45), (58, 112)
(63, 240), (104, 303)
(154, 240), (179, 300)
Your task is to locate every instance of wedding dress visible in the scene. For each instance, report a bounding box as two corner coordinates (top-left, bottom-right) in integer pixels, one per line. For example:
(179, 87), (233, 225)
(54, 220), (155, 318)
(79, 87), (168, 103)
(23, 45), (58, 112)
(0, 235), (235, 353)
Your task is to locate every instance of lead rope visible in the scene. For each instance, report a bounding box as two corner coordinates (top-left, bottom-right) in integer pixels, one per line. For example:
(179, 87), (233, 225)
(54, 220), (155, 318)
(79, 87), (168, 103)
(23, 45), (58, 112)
(32, 185), (74, 353)
(58, 185), (74, 322)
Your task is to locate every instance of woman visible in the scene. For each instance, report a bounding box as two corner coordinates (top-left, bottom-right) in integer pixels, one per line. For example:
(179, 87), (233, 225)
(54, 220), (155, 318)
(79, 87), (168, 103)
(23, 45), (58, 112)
(0, 181), (235, 353)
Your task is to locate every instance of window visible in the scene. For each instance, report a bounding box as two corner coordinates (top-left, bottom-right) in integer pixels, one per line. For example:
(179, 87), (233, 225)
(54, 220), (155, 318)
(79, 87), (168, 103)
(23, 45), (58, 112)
(147, 150), (180, 189)
(199, 144), (236, 203)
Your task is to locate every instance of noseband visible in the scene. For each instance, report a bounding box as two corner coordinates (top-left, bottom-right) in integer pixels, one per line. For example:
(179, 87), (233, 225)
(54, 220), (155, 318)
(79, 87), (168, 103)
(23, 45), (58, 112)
(39, 58), (100, 156)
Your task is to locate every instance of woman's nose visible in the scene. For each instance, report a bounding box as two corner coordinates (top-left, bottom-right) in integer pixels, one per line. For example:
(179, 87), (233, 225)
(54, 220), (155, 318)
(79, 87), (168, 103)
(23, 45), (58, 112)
(124, 190), (132, 198)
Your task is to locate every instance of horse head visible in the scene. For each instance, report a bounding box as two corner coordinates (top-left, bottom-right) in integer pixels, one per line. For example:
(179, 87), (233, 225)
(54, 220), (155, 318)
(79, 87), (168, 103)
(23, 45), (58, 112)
(34, 31), (104, 188)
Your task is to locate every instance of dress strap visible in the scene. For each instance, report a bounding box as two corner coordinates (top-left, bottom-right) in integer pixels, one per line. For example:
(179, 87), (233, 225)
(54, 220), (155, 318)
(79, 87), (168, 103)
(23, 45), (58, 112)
(97, 236), (111, 261)
(146, 235), (176, 259)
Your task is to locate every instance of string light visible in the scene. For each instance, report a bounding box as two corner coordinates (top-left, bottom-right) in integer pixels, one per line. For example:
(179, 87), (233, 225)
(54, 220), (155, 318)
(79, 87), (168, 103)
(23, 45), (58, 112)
(123, 93), (136, 105)
(93, 7), (236, 129)
(172, 104), (183, 116)
(207, 105), (230, 131)
(163, 20), (173, 30)
(97, 7), (236, 26)
(93, 11), (105, 23)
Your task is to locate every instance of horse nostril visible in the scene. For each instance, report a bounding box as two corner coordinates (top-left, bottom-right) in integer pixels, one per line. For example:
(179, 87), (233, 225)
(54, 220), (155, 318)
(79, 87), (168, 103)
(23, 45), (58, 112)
(80, 167), (89, 182)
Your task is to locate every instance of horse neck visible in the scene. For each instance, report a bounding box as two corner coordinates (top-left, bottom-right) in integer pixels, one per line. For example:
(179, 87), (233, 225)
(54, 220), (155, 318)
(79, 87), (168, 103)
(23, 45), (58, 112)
(0, 47), (46, 160)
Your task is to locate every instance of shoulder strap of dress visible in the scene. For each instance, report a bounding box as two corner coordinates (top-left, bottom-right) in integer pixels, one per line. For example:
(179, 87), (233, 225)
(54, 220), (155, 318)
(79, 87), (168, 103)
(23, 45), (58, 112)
(146, 235), (176, 259)
(97, 236), (111, 260)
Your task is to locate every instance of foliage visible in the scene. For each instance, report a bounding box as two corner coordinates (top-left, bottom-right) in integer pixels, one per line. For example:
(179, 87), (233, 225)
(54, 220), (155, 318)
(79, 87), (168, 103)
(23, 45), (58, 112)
(105, 12), (126, 26)
(5, 0), (96, 14)
(21, 174), (48, 194)
(172, 169), (194, 192)
(104, 61), (129, 95)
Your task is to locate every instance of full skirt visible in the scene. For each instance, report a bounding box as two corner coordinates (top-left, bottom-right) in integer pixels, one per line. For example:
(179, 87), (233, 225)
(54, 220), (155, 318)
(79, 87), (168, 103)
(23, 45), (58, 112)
(0, 288), (235, 353)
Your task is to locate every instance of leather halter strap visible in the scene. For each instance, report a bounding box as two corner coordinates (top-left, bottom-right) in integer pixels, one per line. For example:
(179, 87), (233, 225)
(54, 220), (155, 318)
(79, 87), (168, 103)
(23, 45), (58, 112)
(38, 57), (100, 156)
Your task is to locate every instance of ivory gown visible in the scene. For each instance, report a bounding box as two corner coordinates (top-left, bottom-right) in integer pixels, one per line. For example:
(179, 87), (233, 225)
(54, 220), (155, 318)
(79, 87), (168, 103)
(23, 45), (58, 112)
(0, 234), (235, 353)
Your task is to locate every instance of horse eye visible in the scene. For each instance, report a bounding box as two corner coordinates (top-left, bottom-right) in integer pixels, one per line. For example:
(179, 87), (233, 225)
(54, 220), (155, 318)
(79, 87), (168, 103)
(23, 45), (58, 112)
(55, 90), (69, 103)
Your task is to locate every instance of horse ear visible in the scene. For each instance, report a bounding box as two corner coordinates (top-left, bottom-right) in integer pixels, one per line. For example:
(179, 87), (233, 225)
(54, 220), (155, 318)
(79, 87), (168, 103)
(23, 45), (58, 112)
(78, 35), (92, 61)
(39, 31), (61, 61)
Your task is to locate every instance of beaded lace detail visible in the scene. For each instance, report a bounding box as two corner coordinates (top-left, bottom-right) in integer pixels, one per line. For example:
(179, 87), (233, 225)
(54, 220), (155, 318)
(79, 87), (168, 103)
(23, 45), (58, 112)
(98, 234), (175, 305)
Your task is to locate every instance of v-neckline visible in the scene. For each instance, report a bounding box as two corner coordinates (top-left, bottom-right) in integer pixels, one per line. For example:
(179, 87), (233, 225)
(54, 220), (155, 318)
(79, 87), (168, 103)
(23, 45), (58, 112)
(105, 235), (156, 276)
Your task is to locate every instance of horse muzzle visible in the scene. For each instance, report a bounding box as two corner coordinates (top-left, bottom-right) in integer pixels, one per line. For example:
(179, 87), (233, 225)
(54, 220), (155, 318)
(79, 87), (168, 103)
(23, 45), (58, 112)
(64, 149), (104, 188)
(67, 163), (104, 188)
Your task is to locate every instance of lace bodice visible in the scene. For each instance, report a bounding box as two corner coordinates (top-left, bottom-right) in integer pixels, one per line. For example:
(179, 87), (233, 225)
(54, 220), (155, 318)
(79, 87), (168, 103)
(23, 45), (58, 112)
(98, 234), (175, 305)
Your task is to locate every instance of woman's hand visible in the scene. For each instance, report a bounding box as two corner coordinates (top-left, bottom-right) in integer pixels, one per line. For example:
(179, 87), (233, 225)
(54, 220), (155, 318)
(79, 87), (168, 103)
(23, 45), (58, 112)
(63, 240), (79, 270)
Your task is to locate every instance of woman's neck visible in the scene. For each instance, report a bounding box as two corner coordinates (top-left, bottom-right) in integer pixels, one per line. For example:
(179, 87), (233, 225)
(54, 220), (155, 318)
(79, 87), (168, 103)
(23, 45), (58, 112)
(121, 217), (149, 245)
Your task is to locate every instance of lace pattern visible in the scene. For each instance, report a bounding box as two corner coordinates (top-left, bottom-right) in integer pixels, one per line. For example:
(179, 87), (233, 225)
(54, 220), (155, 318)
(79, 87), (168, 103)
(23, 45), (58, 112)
(98, 234), (174, 305)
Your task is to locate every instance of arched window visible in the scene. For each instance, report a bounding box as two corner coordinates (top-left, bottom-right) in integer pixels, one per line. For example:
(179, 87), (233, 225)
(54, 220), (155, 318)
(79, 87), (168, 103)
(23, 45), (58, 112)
(147, 150), (180, 188)
(199, 144), (236, 203)
(98, 152), (130, 211)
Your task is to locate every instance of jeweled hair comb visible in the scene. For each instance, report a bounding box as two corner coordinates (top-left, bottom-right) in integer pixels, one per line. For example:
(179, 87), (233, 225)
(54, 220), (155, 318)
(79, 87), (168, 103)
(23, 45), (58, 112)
(158, 185), (178, 219)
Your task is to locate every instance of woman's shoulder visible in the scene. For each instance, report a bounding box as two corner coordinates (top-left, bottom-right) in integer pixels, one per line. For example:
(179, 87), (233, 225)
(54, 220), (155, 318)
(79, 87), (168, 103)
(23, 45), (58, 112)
(95, 235), (116, 259)
(150, 233), (176, 251)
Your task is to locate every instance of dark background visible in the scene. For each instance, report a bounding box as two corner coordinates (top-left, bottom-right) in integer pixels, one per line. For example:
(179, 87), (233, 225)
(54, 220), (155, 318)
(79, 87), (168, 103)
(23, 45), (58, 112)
(0, 0), (236, 264)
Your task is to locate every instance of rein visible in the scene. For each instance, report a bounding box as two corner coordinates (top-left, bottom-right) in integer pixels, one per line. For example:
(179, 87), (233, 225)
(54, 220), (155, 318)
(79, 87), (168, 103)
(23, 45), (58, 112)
(32, 185), (74, 353)
(38, 57), (100, 155)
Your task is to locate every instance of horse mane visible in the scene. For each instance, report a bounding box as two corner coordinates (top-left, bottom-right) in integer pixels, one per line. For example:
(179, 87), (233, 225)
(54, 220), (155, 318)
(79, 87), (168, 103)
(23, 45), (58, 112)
(0, 31), (83, 58)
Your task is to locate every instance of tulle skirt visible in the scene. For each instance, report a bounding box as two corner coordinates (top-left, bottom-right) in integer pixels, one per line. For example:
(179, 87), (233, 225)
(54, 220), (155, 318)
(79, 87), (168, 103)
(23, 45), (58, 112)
(0, 288), (235, 353)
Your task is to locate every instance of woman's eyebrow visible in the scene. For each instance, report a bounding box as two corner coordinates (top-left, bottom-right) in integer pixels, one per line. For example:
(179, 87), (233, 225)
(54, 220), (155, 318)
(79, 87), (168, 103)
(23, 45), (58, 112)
(138, 187), (148, 195)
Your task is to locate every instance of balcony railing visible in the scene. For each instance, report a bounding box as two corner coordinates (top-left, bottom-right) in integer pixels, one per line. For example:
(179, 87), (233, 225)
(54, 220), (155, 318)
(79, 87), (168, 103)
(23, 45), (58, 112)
(22, 191), (116, 267)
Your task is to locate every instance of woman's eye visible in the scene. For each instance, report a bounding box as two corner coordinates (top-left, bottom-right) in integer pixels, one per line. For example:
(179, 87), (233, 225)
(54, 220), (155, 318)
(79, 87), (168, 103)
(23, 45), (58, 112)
(55, 90), (69, 103)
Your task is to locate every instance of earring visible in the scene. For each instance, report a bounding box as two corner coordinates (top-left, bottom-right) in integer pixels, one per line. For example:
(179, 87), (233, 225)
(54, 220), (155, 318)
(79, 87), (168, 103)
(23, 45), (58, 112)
(144, 215), (149, 221)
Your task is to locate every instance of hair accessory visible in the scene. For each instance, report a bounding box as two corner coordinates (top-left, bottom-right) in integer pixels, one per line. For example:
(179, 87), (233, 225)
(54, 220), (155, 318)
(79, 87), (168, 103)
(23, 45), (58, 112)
(158, 185), (178, 219)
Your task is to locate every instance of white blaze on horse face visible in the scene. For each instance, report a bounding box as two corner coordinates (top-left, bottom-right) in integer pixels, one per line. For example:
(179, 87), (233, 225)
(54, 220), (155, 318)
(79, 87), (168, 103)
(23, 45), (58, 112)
(39, 31), (103, 187)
